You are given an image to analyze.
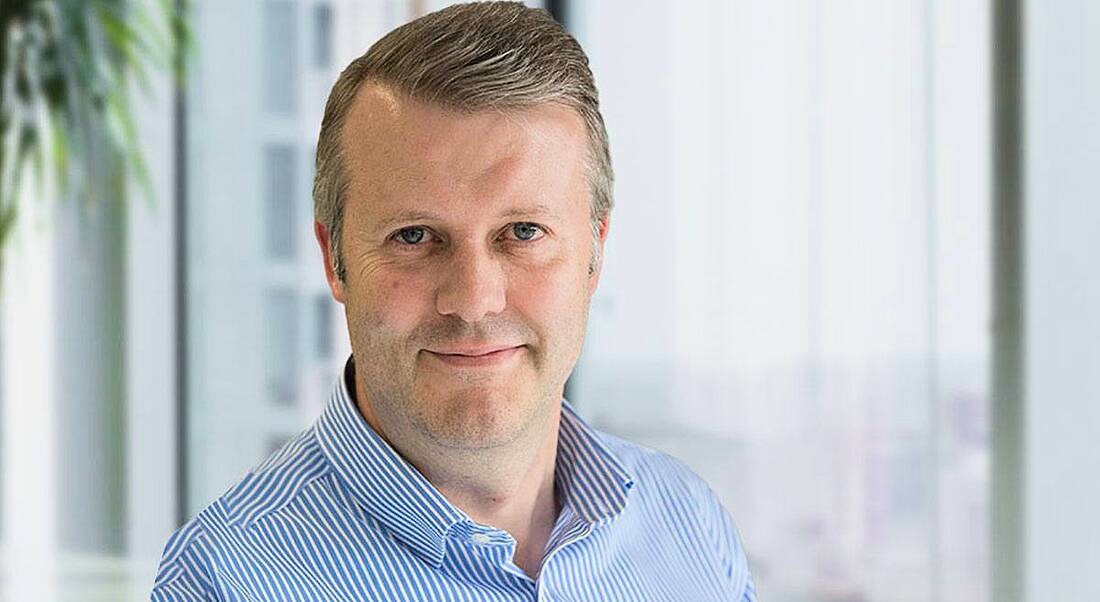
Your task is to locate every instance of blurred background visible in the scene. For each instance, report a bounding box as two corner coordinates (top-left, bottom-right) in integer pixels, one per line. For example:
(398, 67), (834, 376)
(1, 0), (1096, 600)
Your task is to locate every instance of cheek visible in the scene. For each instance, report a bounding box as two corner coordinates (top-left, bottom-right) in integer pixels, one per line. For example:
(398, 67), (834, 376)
(354, 271), (435, 334)
(507, 261), (590, 331)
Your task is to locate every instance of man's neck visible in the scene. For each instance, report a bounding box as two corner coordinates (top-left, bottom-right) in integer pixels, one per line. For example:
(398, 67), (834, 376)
(428, 420), (562, 579)
(353, 375), (562, 578)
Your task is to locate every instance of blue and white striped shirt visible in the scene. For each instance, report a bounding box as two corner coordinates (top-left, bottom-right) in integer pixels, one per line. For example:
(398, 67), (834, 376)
(152, 360), (756, 600)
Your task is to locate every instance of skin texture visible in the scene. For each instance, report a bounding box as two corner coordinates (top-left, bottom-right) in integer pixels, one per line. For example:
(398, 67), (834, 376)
(313, 82), (609, 578)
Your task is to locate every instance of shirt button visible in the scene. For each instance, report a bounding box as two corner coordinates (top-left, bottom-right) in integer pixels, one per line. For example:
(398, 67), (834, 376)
(470, 533), (491, 545)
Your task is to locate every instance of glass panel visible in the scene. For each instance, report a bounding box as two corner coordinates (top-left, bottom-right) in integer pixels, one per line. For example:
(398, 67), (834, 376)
(314, 293), (333, 360)
(263, 288), (299, 406)
(262, 0), (299, 115)
(313, 3), (333, 69)
(263, 144), (296, 260)
(185, 0), (354, 515)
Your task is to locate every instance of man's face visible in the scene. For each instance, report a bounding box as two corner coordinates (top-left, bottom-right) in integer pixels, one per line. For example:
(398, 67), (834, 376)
(318, 83), (607, 451)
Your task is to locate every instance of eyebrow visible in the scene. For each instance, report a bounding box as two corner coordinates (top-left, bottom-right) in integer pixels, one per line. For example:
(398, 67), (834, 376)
(373, 211), (440, 234)
(372, 204), (562, 233)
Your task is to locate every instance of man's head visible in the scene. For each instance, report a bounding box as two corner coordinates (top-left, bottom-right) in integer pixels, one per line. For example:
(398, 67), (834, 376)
(312, 2), (614, 453)
(314, 1), (613, 284)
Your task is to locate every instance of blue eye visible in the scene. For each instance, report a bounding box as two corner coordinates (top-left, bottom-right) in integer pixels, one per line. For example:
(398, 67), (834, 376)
(396, 227), (426, 245)
(511, 222), (542, 241)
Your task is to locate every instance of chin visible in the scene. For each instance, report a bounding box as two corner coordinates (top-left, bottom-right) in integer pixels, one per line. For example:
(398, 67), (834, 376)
(417, 386), (546, 450)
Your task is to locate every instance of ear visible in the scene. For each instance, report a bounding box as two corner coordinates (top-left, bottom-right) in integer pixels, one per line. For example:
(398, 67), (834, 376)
(314, 220), (347, 304)
(587, 213), (611, 295)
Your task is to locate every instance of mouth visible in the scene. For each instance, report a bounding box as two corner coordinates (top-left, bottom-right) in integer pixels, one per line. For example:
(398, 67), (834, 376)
(422, 344), (525, 368)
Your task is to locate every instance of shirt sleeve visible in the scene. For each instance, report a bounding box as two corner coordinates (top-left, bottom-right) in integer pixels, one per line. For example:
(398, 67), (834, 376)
(741, 573), (758, 602)
(701, 483), (756, 601)
(150, 520), (218, 602)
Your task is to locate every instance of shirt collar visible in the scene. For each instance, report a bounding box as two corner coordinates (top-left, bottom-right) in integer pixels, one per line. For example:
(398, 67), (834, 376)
(315, 356), (635, 567)
(556, 401), (636, 523)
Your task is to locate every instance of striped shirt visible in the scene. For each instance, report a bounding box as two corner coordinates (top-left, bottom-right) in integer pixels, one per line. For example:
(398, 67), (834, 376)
(152, 359), (756, 600)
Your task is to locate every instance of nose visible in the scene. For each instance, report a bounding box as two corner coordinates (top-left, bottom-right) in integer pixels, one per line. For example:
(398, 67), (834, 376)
(434, 244), (507, 323)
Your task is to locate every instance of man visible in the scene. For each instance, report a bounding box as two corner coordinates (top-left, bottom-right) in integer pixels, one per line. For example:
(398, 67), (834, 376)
(153, 3), (755, 600)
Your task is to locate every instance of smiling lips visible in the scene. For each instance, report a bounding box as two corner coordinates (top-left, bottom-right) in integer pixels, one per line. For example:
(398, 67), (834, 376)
(423, 344), (524, 368)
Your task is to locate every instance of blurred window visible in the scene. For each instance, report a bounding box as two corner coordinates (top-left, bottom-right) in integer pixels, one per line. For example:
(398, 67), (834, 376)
(572, 1), (990, 600)
(313, 3), (334, 69)
(314, 292), (333, 360)
(263, 288), (300, 407)
(263, 144), (297, 260)
(262, 0), (299, 115)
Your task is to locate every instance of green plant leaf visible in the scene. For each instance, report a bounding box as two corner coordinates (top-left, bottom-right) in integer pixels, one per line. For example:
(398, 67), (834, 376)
(0, 0), (192, 261)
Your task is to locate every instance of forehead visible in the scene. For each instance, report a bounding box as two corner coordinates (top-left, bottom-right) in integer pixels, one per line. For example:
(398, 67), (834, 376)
(338, 83), (589, 217)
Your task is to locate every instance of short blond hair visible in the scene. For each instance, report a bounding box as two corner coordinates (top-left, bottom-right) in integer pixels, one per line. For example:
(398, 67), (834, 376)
(312, 1), (613, 281)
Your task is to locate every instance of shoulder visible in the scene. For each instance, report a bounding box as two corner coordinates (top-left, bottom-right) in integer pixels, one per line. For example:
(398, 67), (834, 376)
(151, 427), (333, 597)
(596, 428), (714, 499)
(593, 428), (731, 540)
(219, 426), (332, 525)
(594, 429), (757, 599)
(151, 519), (217, 601)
